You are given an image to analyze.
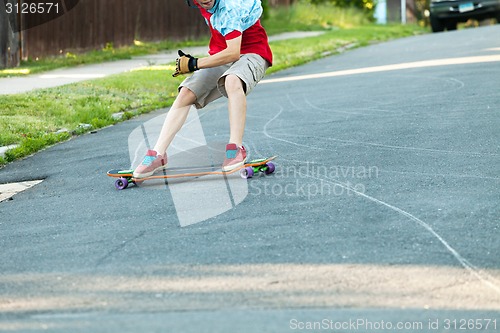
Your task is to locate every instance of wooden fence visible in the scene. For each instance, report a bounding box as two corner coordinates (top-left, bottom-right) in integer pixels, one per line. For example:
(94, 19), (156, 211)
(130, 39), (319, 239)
(1, 0), (294, 67)
(20, 0), (208, 60)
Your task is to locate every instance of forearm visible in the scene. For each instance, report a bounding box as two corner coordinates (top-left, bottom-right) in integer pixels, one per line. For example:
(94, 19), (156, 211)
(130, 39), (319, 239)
(197, 48), (240, 69)
(172, 36), (242, 77)
(198, 35), (242, 69)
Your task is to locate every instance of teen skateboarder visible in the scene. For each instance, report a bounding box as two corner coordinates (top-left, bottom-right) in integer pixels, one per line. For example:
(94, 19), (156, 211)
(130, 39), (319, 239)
(133, 0), (273, 178)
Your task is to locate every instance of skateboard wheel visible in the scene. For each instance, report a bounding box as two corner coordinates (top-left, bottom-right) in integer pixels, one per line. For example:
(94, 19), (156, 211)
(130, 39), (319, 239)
(264, 162), (276, 175)
(115, 177), (129, 190)
(240, 166), (254, 179)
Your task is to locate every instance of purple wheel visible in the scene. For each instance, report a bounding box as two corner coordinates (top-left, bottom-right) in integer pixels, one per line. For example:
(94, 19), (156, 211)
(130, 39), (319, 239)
(115, 177), (129, 190)
(264, 162), (276, 175)
(240, 166), (254, 179)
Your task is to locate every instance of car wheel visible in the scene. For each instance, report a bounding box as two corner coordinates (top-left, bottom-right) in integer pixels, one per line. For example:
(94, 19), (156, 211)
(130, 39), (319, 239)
(430, 16), (445, 32)
(446, 21), (457, 30)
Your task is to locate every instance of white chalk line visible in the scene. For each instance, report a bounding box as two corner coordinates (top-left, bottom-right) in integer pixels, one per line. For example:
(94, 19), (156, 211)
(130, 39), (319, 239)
(257, 96), (500, 295)
(378, 169), (500, 181)
(300, 75), (466, 117)
(270, 94), (499, 158)
(273, 132), (500, 157)
(262, 105), (324, 150)
(302, 96), (401, 117)
(286, 90), (498, 158)
(284, 156), (500, 294)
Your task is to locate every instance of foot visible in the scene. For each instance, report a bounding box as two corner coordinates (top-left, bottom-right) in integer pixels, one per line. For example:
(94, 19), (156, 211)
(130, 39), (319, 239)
(222, 143), (247, 171)
(133, 150), (167, 178)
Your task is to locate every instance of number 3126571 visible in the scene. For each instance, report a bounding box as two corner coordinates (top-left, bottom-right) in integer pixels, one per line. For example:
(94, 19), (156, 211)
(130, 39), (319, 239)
(5, 2), (60, 14)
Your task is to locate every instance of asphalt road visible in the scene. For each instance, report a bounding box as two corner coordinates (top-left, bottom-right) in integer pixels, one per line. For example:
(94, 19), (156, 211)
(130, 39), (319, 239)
(1, 26), (499, 332)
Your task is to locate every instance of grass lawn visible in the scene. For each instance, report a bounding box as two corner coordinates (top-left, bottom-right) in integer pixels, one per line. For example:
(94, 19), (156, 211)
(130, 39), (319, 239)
(0, 39), (209, 79)
(0, 3), (428, 166)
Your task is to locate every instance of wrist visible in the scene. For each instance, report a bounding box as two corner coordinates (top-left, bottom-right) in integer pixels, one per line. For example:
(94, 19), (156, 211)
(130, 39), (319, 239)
(189, 57), (199, 72)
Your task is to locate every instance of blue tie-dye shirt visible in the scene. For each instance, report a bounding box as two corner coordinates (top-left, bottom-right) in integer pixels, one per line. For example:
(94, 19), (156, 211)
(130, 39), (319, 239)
(207, 0), (263, 36)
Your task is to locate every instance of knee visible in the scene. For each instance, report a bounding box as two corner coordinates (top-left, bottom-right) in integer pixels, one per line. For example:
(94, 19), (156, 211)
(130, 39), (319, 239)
(171, 87), (197, 110)
(224, 75), (245, 96)
(177, 87), (196, 104)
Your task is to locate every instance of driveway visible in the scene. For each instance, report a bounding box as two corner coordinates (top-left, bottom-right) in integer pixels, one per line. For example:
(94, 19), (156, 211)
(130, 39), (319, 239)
(0, 26), (499, 332)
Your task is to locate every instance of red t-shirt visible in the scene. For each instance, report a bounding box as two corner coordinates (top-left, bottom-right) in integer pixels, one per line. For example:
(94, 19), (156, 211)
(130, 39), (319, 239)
(199, 8), (273, 66)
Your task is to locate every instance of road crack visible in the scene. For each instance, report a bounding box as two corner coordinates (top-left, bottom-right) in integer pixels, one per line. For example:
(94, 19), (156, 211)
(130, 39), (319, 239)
(95, 231), (146, 267)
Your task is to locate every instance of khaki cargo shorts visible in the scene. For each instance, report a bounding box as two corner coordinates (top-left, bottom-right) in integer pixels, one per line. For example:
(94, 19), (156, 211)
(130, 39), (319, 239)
(179, 53), (269, 109)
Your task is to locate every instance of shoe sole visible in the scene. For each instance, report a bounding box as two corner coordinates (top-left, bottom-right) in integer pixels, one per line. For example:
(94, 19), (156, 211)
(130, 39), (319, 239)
(133, 164), (167, 179)
(222, 159), (246, 172)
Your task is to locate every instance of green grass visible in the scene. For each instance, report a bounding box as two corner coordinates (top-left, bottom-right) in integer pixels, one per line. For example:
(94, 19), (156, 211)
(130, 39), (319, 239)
(268, 24), (425, 74)
(0, 66), (183, 164)
(0, 3), (427, 167)
(262, 1), (372, 33)
(0, 39), (209, 78)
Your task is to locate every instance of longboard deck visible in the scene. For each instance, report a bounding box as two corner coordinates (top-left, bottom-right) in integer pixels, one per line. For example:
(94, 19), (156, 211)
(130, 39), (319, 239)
(107, 156), (277, 189)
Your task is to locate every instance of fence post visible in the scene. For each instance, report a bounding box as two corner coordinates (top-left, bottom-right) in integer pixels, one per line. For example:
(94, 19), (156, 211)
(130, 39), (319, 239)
(0, 0), (20, 68)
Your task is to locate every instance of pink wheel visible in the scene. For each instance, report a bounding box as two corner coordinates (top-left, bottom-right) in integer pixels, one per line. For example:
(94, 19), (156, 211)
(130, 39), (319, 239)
(264, 162), (275, 175)
(115, 177), (129, 190)
(240, 166), (254, 179)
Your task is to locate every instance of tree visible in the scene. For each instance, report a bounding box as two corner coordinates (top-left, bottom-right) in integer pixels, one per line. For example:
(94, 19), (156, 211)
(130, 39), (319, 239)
(0, 0), (19, 68)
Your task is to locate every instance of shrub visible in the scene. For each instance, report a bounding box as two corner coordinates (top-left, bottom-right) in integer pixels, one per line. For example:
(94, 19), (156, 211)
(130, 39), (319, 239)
(304, 0), (375, 21)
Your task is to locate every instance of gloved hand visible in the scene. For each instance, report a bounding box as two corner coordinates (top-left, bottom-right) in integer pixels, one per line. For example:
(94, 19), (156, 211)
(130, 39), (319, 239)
(172, 50), (199, 77)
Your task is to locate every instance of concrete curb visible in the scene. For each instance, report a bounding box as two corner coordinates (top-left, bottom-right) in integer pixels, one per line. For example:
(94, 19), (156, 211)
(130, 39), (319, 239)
(0, 144), (19, 158)
(0, 180), (44, 202)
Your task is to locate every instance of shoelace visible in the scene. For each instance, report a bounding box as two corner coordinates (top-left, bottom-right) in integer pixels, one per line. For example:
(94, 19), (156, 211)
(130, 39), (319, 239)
(141, 155), (156, 166)
(226, 150), (238, 159)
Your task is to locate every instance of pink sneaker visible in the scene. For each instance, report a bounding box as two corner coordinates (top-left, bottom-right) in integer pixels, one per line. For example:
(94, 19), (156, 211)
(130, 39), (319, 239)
(222, 143), (247, 171)
(133, 150), (167, 178)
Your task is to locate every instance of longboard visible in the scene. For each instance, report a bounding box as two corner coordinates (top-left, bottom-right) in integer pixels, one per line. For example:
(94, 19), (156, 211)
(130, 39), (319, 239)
(107, 156), (277, 190)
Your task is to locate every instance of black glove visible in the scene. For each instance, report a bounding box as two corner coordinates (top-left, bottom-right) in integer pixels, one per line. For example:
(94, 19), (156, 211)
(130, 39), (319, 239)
(172, 50), (199, 77)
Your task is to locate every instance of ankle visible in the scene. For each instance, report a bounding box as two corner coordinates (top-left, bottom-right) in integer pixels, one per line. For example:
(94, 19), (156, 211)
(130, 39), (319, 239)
(228, 143), (243, 148)
(151, 149), (166, 157)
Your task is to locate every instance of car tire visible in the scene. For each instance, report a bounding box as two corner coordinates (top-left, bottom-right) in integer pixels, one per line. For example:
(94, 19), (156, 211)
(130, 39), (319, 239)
(430, 16), (445, 32)
(446, 21), (457, 30)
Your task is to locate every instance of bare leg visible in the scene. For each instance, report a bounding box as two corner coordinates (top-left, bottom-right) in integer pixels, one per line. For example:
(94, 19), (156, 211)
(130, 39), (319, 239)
(225, 74), (247, 147)
(153, 87), (197, 154)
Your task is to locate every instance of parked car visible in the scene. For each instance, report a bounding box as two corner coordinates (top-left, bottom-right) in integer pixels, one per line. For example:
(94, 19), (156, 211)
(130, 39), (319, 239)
(429, 0), (500, 32)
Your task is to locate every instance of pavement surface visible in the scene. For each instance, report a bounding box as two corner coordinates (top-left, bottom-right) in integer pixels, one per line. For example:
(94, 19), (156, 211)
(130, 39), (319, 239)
(0, 25), (500, 332)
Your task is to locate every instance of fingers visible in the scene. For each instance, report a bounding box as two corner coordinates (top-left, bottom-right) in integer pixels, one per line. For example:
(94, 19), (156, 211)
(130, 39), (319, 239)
(172, 58), (181, 77)
(178, 50), (192, 58)
(172, 57), (187, 77)
(173, 50), (196, 77)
